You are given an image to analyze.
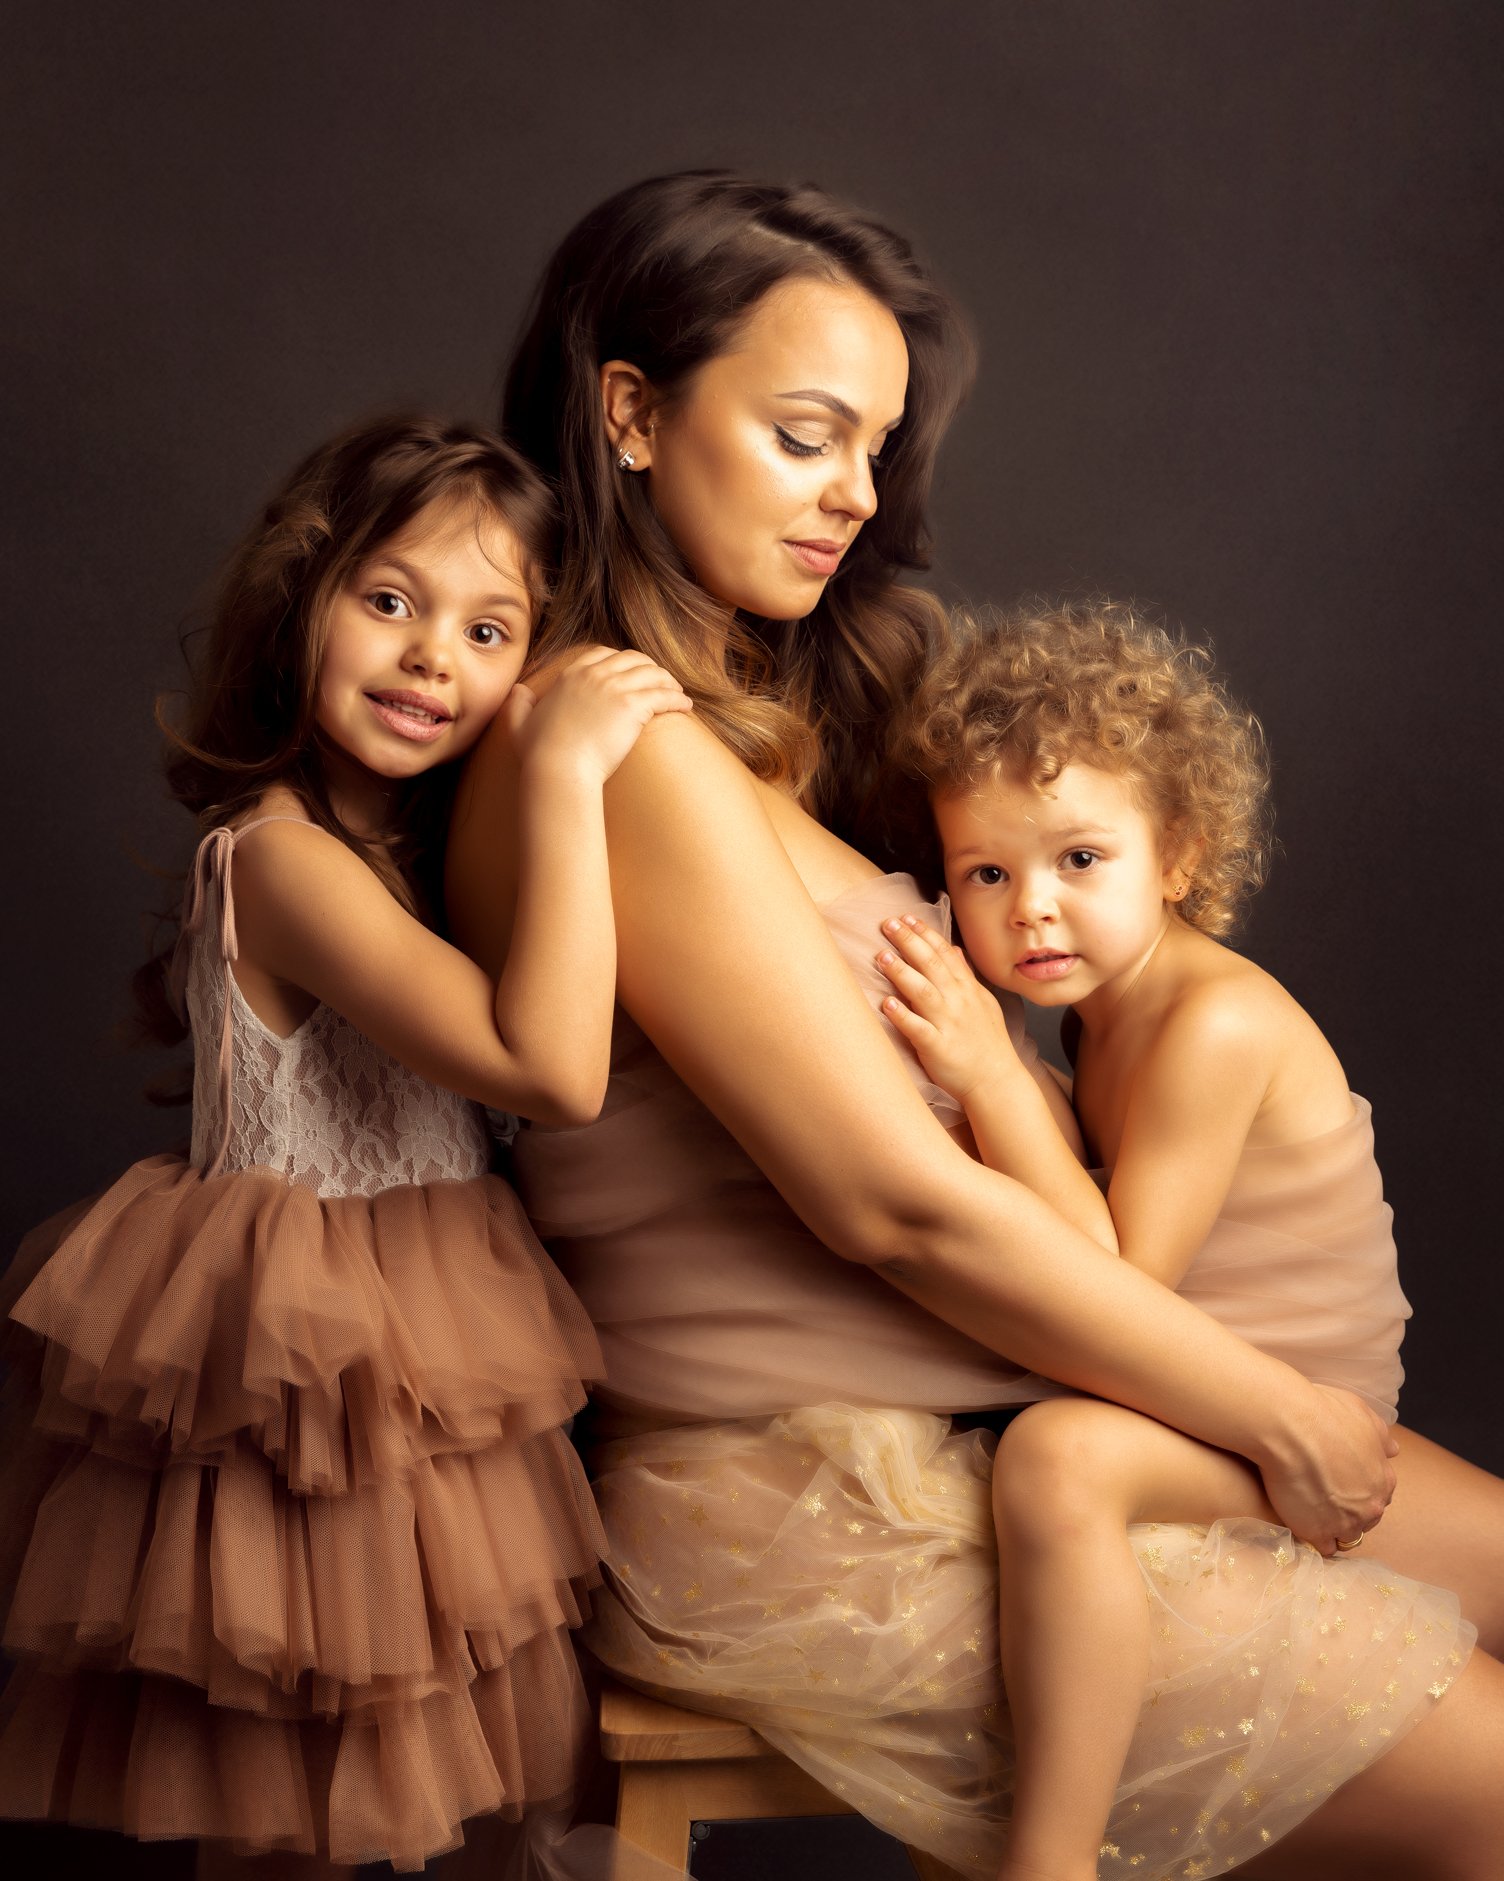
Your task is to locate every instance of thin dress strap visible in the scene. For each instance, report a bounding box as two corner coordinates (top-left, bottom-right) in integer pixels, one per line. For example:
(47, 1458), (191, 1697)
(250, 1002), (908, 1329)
(169, 815), (315, 1180)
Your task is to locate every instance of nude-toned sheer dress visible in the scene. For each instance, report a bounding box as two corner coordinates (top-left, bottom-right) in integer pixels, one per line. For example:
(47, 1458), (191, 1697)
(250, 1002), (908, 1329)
(514, 871), (1473, 1880)
(0, 823), (606, 1870)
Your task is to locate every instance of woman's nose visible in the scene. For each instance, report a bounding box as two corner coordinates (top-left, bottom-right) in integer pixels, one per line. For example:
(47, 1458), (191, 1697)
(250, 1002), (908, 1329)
(824, 450), (879, 523)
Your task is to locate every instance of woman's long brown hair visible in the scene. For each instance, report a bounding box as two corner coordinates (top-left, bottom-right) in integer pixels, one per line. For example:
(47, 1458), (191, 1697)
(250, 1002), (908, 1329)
(502, 171), (974, 864)
(135, 414), (556, 1071)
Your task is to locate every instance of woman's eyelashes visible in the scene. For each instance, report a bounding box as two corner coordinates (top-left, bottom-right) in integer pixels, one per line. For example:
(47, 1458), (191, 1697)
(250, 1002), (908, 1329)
(773, 422), (890, 466)
(773, 423), (828, 459)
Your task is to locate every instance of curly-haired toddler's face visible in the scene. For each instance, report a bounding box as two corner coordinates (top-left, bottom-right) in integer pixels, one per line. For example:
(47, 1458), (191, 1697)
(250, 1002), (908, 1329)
(936, 761), (1191, 1019)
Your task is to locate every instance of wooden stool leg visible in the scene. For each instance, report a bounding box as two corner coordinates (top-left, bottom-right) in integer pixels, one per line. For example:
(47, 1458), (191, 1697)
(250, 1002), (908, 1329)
(616, 1762), (694, 1869)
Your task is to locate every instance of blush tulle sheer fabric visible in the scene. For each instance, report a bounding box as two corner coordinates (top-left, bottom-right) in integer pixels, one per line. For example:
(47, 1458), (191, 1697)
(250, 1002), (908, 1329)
(0, 821), (606, 1870)
(515, 871), (1473, 1880)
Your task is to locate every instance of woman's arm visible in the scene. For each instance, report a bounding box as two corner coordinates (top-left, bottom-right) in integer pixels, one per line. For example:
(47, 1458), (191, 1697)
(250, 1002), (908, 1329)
(450, 709), (1393, 1549)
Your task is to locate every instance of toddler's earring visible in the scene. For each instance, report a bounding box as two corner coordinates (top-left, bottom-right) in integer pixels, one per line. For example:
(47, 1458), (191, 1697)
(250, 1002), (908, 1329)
(1172, 883), (1187, 900)
(616, 446), (636, 471)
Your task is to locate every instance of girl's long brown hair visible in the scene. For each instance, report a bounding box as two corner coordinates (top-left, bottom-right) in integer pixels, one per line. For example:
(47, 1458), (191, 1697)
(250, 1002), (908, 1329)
(502, 170), (973, 863)
(136, 414), (556, 1069)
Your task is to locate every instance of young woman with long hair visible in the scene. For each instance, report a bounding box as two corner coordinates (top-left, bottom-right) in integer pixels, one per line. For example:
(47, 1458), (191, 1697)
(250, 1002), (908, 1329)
(447, 173), (1504, 1878)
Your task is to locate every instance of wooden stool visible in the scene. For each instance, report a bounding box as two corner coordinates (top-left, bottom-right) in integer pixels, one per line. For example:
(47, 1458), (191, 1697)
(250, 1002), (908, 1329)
(600, 1680), (960, 1878)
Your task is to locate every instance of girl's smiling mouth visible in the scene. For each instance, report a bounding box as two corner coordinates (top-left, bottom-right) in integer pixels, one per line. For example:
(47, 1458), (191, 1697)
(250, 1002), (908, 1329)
(364, 689), (452, 741)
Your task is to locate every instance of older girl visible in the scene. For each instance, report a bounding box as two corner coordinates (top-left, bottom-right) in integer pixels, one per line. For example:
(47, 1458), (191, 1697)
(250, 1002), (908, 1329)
(0, 416), (689, 1872)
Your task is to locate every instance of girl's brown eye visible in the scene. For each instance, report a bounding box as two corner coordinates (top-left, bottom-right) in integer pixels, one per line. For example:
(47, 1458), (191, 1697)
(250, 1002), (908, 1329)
(369, 590), (409, 618)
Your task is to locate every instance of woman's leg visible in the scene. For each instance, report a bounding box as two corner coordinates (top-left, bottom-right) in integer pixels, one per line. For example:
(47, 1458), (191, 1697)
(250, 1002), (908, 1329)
(1354, 1426), (1504, 1654)
(1242, 1646), (1504, 1880)
(992, 1399), (1275, 1881)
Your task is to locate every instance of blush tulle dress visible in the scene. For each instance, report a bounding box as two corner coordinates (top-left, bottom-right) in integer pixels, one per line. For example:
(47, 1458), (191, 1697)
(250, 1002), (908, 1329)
(0, 820), (606, 1870)
(513, 871), (1474, 1880)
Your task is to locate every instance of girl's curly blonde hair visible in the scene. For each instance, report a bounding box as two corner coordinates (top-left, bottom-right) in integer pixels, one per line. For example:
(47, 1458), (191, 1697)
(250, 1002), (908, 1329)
(890, 600), (1273, 937)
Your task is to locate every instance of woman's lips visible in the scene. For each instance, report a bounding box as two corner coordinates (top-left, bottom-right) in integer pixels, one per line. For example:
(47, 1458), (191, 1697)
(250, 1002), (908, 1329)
(365, 690), (452, 744)
(1015, 951), (1079, 982)
(785, 539), (845, 577)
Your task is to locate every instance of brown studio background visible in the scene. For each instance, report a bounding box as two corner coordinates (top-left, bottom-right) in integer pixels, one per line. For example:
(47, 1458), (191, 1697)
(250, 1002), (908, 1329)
(2, 5), (1501, 1870)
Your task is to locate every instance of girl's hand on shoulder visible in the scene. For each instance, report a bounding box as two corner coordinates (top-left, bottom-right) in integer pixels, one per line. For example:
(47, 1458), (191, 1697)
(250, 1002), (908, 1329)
(510, 646), (692, 788)
(877, 915), (1020, 1104)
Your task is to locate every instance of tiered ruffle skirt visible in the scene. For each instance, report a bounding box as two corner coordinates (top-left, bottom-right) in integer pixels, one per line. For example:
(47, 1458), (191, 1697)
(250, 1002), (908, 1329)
(0, 1155), (606, 1869)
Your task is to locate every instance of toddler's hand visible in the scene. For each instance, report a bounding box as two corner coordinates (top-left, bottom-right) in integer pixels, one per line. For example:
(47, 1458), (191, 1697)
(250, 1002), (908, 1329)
(876, 915), (1020, 1103)
(510, 647), (692, 785)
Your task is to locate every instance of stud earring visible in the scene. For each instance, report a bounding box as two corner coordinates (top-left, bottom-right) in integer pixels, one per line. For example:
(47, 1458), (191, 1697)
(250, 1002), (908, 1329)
(616, 447), (636, 471)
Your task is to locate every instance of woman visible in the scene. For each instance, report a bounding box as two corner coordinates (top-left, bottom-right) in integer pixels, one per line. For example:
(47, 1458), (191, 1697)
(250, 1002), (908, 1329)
(448, 173), (1504, 1877)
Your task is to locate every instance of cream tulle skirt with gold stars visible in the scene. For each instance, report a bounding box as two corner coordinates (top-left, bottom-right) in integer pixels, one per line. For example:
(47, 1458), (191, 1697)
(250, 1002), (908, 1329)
(584, 1405), (1472, 1880)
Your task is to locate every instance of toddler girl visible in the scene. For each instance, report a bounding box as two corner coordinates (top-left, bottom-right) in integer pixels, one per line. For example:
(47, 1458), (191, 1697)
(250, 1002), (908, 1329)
(0, 416), (689, 1871)
(882, 602), (1460, 1881)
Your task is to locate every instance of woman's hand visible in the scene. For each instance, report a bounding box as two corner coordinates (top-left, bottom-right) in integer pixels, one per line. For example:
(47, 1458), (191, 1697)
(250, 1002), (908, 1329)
(509, 646), (692, 788)
(877, 914), (1022, 1104)
(1254, 1383), (1399, 1555)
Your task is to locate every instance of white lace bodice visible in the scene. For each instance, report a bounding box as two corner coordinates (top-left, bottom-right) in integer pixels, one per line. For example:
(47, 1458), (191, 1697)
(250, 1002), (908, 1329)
(179, 823), (490, 1199)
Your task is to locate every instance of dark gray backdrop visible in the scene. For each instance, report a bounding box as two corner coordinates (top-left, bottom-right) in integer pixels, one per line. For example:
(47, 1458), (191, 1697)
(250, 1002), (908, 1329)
(2, 9), (1500, 1867)
(6, 0), (1499, 1455)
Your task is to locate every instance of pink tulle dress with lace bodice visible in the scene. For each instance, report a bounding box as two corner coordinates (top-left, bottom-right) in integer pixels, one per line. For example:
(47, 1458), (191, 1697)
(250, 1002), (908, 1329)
(514, 870), (1472, 1881)
(0, 819), (606, 1870)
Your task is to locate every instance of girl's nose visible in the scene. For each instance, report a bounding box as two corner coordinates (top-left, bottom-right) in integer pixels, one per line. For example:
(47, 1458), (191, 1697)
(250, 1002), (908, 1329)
(402, 621), (454, 681)
(1010, 876), (1058, 926)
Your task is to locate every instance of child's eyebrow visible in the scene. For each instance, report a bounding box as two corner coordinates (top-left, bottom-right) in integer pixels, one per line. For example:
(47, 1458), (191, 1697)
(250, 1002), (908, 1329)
(364, 555), (529, 613)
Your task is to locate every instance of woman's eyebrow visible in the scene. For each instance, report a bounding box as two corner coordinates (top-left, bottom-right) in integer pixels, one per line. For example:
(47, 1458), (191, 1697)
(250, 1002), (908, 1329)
(777, 388), (905, 431)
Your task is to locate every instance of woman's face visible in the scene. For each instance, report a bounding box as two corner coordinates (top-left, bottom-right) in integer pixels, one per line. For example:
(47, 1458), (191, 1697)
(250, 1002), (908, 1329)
(624, 276), (910, 620)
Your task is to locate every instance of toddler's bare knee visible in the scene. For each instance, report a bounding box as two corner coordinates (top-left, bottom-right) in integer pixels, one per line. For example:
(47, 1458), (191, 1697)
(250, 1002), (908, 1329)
(992, 1400), (1127, 1545)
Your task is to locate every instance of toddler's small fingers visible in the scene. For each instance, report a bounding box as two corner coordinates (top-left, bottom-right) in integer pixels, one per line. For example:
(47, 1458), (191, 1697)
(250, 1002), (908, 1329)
(882, 995), (931, 1040)
(901, 915), (947, 949)
(875, 950), (941, 1007)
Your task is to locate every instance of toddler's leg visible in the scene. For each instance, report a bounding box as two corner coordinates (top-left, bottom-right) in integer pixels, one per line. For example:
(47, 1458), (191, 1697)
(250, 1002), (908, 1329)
(992, 1399), (1275, 1881)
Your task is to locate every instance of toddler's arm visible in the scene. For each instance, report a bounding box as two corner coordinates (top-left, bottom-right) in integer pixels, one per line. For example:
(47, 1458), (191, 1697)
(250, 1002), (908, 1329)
(229, 649), (690, 1124)
(879, 915), (1116, 1252)
(1102, 986), (1272, 1286)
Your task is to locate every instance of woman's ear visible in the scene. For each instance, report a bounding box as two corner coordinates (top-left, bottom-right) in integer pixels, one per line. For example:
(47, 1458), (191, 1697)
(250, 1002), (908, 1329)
(599, 360), (656, 470)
